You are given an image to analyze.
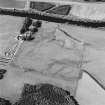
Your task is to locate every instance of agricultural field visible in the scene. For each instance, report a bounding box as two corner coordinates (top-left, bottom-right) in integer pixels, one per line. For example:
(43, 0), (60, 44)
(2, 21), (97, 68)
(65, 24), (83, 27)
(0, 0), (105, 105)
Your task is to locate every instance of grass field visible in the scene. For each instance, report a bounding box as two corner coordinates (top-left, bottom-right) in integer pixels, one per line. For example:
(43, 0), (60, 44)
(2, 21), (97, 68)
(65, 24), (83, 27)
(0, 15), (24, 35)
(0, 0), (25, 9)
(0, 15), (24, 57)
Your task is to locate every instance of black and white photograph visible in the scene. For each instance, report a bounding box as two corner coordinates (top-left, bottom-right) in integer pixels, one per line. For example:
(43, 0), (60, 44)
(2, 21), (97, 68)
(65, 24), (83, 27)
(0, 0), (105, 105)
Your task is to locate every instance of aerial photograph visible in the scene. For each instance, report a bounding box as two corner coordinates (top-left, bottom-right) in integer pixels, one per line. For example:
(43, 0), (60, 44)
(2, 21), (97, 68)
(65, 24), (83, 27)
(0, 0), (105, 105)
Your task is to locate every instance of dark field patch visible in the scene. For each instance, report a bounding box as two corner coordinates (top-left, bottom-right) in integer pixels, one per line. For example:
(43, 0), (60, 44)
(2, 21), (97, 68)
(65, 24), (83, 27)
(13, 83), (79, 105)
(30, 1), (55, 11)
(47, 5), (71, 15)
(0, 97), (12, 105)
